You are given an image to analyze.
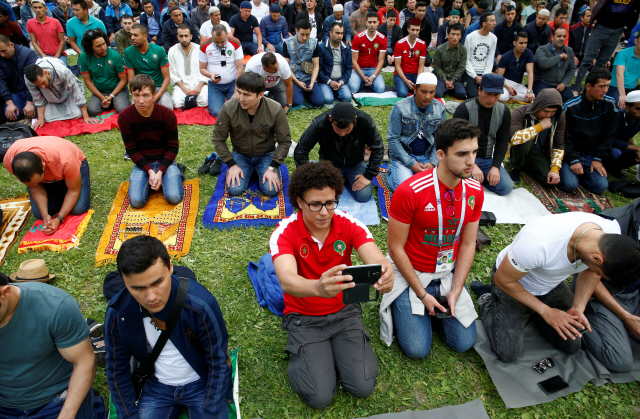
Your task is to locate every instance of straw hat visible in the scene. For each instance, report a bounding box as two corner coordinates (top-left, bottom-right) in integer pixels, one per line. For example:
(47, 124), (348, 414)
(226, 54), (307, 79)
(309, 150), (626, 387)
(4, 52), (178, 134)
(10, 259), (56, 282)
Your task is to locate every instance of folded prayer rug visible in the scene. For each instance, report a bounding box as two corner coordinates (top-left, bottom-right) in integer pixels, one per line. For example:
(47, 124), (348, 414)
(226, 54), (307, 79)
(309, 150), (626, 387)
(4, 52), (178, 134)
(174, 107), (217, 126)
(34, 111), (119, 136)
(524, 173), (613, 214)
(0, 196), (31, 265)
(202, 164), (293, 230)
(372, 164), (392, 221)
(18, 210), (93, 254)
(95, 179), (199, 266)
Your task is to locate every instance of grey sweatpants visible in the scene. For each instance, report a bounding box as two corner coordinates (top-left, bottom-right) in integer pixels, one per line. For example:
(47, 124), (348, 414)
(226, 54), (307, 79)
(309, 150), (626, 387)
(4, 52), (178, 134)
(281, 304), (379, 409)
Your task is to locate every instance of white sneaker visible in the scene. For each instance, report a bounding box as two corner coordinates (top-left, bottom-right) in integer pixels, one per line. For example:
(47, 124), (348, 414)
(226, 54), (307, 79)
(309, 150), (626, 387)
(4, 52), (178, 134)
(636, 164), (640, 182)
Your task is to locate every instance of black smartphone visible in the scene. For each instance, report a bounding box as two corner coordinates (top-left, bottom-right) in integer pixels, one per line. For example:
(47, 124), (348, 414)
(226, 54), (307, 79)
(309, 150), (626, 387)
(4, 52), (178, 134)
(214, 75), (221, 80)
(435, 296), (452, 318)
(342, 264), (382, 304)
(538, 375), (569, 395)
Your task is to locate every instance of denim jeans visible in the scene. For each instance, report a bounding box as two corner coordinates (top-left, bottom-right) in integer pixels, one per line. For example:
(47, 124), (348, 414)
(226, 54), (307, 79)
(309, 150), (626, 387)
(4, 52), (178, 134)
(558, 154), (608, 194)
(573, 25), (625, 93)
(341, 161), (373, 202)
(208, 80), (236, 117)
(28, 159), (91, 220)
(0, 389), (94, 419)
(227, 151), (280, 197)
(348, 68), (386, 94)
(87, 90), (130, 116)
(391, 280), (477, 359)
(388, 154), (430, 191)
(241, 41), (258, 55)
(394, 73), (417, 98)
(606, 85), (634, 110)
(474, 157), (514, 195)
(268, 41), (283, 55)
(128, 161), (184, 208)
(319, 82), (352, 104)
(47, 55), (68, 67)
(605, 146), (638, 174)
(292, 83), (324, 107)
(435, 78), (467, 100)
(137, 378), (207, 419)
(2, 90), (29, 120)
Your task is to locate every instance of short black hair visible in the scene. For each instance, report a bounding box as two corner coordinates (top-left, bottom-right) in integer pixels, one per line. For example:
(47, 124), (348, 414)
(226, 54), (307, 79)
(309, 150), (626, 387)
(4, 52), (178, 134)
(386, 9), (397, 18)
(552, 25), (567, 35)
(176, 23), (191, 33)
(129, 73), (156, 93)
(599, 234), (640, 287)
(0, 5), (9, 17)
(81, 28), (109, 55)
(131, 23), (149, 35)
(72, 0), (88, 9)
(477, 1), (489, 9)
(289, 161), (344, 210)
(555, 7), (568, 16)
(0, 34), (10, 45)
(11, 151), (44, 183)
(236, 71), (266, 94)
(415, 1), (427, 8)
(447, 22), (464, 34)
(117, 235), (171, 276)
(295, 19), (311, 30)
(0, 271), (10, 286)
(142, 0), (153, 5)
(375, 0), (384, 6)
(585, 67), (611, 87)
(168, 5), (181, 15)
(24, 64), (44, 83)
(330, 22), (344, 31)
(120, 13), (133, 22)
(211, 24), (227, 36)
(434, 118), (481, 153)
(261, 51), (277, 67)
(513, 30), (528, 42)
(479, 11), (492, 25)
(366, 11), (379, 20)
(332, 117), (355, 129)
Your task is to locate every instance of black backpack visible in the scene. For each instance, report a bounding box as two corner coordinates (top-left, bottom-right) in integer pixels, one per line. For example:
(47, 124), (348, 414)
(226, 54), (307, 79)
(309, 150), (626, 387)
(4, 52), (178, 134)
(608, 180), (640, 199)
(0, 123), (38, 161)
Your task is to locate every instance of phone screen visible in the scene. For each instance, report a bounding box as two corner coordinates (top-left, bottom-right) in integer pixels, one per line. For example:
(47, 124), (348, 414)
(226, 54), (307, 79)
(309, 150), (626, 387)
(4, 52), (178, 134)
(538, 375), (569, 395)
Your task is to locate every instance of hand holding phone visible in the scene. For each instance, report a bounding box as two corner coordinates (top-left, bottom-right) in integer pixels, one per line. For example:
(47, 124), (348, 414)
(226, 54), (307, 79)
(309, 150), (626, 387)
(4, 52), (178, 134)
(435, 296), (452, 319)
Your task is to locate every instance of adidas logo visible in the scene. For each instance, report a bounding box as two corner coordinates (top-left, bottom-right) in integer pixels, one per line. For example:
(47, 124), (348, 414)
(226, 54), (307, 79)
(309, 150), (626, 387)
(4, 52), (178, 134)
(424, 203), (435, 212)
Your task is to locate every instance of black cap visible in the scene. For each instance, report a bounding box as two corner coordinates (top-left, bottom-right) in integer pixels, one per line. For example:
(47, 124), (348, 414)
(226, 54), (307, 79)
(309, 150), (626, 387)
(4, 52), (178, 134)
(331, 102), (356, 121)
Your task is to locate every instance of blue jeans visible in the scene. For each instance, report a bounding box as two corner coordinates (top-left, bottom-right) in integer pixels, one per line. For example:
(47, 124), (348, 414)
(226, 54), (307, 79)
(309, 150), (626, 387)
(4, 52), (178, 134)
(28, 159), (91, 220)
(266, 41), (283, 55)
(227, 151), (280, 196)
(0, 389), (93, 419)
(558, 155), (608, 194)
(341, 161), (372, 202)
(128, 161), (184, 208)
(348, 68), (386, 94)
(319, 82), (352, 104)
(435, 78), (466, 99)
(391, 280), (477, 359)
(137, 378), (207, 419)
(606, 85), (634, 110)
(208, 80), (235, 117)
(292, 82), (324, 107)
(474, 157), (514, 195)
(2, 90), (29, 120)
(47, 55), (68, 67)
(394, 73), (417, 98)
(388, 154), (430, 191)
(241, 41), (258, 55)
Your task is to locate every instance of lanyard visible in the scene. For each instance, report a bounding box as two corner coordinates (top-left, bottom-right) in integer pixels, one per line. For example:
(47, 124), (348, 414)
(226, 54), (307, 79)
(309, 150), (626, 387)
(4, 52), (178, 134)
(433, 166), (466, 248)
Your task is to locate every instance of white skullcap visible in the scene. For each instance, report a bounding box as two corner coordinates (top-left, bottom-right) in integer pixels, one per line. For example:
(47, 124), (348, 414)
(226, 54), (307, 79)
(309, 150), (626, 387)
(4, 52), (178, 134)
(333, 4), (343, 11)
(416, 72), (437, 86)
(626, 90), (640, 104)
(538, 9), (550, 16)
(209, 6), (219, 13)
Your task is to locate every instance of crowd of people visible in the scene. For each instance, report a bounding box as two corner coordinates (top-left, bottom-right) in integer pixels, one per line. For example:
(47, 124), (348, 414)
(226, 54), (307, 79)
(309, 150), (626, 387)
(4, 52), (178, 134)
(1, 0), (640, 416)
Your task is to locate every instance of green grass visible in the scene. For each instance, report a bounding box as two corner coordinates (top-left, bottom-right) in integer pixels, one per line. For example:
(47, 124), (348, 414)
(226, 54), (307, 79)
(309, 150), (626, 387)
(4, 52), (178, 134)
(2, 66), (640, 419)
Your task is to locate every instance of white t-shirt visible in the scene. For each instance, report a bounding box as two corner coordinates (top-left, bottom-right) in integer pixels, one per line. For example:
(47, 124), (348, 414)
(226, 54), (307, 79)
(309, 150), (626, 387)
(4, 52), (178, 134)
(250, 2), (270, 21)
(308, 13), (317, 39)
(199, 38), (244, 84)
(495, 213), (621, 296)
(143, 318), (201, 386)
(199, 19), (231, 39)
(245, 52), (292, 88)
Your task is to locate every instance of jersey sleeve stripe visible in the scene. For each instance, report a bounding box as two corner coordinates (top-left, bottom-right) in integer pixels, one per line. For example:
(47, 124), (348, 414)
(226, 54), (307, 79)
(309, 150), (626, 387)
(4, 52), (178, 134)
(269, 213), (298, 256)
(413, 182), (434, 193)
(334, 209), (374, 240)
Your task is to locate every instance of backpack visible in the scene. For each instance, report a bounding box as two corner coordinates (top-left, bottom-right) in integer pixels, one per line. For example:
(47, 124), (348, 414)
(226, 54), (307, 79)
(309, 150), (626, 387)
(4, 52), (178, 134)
(0, 123), (38, 161)
(608, 180), (640, 199)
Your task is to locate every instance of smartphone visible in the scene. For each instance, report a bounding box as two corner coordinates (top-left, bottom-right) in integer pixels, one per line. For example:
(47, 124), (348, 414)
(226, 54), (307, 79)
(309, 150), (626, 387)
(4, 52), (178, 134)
(214, 75), (221, 80)
(342, 264), (382, 304)
(538, 375), (569, 395)
(435, 296), (452, 318)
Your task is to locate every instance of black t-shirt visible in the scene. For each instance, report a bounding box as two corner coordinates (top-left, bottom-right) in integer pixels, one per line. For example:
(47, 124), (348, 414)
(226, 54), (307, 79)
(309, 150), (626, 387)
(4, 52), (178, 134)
(229, 14), (259, 43)
(595, 0), (640, 29)
(498, 48), (534, 83)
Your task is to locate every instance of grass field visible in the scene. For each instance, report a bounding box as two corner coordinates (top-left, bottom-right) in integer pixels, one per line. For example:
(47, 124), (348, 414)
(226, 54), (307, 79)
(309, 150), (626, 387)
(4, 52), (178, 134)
(2, 64), (640, 418)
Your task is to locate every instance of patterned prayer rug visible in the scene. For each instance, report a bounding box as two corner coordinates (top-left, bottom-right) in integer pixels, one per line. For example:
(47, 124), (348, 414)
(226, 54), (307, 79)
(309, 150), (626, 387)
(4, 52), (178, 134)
(523, 173), (614, 214)
(202, 164), (293, 230)
(18, 211), (93, 253)
(95, 179), (199, 266)
(372, 164), (392, 221)
(0, 196), (31, 265)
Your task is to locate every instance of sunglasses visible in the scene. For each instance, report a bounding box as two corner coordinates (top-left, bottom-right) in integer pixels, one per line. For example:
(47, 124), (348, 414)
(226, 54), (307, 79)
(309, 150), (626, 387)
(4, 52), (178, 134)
(443, 189), (456, 217)
(533, 357), (554, 374)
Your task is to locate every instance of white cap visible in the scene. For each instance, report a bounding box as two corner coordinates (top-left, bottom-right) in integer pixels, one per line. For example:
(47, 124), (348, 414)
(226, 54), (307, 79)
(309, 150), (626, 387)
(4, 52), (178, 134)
(627, 90), (640, 104)
(416, 72), (437, 86)
(333, 4), (343, 11)
(538, 9), (550, 16)
(209, 6), (219, 13)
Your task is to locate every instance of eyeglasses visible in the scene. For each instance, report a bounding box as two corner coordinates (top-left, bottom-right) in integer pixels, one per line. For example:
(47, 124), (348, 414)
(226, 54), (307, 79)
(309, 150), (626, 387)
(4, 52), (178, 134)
(443, 189), (456, 217)
(533, 357), (554, 374)
(302, 198), (339, 212)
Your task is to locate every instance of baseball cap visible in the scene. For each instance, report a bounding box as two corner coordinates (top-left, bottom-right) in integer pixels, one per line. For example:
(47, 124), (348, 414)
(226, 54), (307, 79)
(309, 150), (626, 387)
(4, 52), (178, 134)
(481, 73), (505, 94)
(240, 1), (252, 8)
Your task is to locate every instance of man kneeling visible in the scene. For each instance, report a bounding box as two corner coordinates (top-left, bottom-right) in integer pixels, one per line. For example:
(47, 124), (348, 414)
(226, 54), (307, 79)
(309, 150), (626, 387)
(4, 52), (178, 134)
(473, 212), (640, 363)
(270, 160), (393, 408)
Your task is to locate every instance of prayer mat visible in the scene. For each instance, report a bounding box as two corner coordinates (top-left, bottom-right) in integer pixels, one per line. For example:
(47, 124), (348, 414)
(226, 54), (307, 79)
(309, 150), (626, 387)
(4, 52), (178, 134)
(95, 179), (199, 266)
(372, 164), (392, 221)
(202, 164), (293, 230)
(523, 173), (613, 214)
(0, 196), (31, 265)
(354, 87), (446, 107)
(354, 399), (490, 419)
(18, 210), (93, 253)
(33, 111), (119, 136)
(482, 188), (551, 224)
(335, 187), (380, 225)
(474, 319), (640, 409)
(174, 107), (217, 126)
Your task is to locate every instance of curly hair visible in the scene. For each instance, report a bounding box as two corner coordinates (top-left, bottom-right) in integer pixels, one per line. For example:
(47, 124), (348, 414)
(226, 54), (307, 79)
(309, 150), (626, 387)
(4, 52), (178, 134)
(289, 161), (344, 210)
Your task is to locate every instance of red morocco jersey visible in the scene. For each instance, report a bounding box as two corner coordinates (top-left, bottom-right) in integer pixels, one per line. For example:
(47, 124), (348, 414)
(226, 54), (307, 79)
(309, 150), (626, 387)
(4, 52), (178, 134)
(352, 31), (386, 69)
(269, 210), (374, 316)
(389, 168), (484, 273)
(393, 36), (427, 75)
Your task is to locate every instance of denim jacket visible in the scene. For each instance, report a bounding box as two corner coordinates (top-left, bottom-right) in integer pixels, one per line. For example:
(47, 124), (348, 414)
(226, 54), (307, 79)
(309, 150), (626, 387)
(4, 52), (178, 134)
(387, 96), (447, 168)
(284, 36), (317, 82)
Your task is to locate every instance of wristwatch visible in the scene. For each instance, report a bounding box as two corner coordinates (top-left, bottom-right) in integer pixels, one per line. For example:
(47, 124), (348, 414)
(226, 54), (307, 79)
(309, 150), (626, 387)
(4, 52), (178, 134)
(268, 166), (277, 172)
(53, 213), (65, 223)
(527, 90), (534, 93)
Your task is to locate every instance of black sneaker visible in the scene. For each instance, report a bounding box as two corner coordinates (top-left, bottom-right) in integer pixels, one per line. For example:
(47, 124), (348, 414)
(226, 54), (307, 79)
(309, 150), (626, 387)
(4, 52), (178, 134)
(86, 318), (104, 338)
(91, 336), (106, 368)
(123, 152), (131, 160)
(209, 156), (223, 176)
(176, 163), (186, 175)
(470, 281), (491, 298)
(508, 168), (521, 184)
(198, 153), (215, 175)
